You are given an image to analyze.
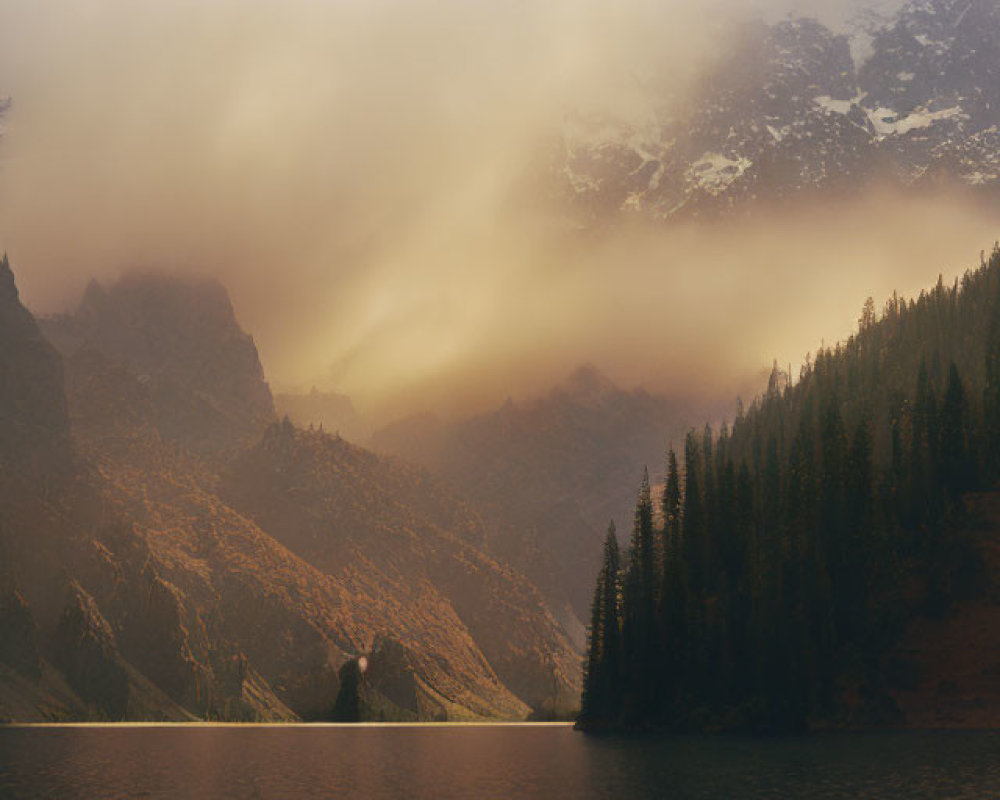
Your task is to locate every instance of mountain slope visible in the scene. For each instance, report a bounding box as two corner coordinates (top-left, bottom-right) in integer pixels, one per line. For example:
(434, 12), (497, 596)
(0, 258), (206, 721)
(221, 424), (579, 715)
(5, 269), (579, 721)
(1, 262), (362, 721)
(372, 366), (718, 646)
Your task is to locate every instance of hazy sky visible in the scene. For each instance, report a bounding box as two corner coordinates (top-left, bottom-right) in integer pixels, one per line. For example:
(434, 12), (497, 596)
(0, 0), (995, 422)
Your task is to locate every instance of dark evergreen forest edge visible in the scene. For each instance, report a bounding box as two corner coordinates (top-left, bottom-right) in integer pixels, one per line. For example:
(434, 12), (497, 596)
(579, 244), (1000, 733)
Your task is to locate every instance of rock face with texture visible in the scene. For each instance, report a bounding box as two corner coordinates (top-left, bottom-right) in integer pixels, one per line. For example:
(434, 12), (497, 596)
(52, 583), (131, 720)
(0, 591), (42, 681)
(553, 0), (1000, 224)
(0, 263), (299, 721)
(331, 638), (437, 722)
(42, 273), (276, 455)
(1, 264), (580, 721)
(0, 254), (71, 478)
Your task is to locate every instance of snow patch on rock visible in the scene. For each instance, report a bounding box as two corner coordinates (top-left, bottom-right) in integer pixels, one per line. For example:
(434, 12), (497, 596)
(686, 152), (752, 195)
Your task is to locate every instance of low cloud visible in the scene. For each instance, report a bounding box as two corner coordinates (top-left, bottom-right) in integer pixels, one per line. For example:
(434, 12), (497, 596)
(0, 0), (994, 423)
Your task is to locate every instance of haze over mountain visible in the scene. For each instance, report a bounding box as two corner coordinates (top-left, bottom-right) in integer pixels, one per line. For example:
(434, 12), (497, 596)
(372, 366), (732, 647)
(1, 264), (579, 722)
(275, 389), (371, 444)
(1, 0), (998, 425)
(2, 0), (1000, 726)
(556, 0), (1000, 224)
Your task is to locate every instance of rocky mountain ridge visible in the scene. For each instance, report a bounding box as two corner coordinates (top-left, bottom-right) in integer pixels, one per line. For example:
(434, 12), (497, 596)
(554, 0), (1000, 224)
(42, 273), (276, 456)
(0, 255), (71, 478)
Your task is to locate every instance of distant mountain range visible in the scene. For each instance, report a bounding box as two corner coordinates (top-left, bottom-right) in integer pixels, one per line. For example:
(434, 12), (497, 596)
(0, 262), (579, 722)
(552, 0), (1000, 223)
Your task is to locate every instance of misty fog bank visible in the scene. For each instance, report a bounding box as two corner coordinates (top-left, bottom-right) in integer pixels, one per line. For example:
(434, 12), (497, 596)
(0, 0), (996, 425)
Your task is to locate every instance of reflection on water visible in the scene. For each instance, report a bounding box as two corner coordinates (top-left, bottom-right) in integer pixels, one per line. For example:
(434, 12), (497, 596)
(1, 724), (999, 799)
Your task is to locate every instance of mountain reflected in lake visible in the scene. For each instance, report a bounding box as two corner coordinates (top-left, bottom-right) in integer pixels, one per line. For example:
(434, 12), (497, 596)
(2, 725), (999, 799)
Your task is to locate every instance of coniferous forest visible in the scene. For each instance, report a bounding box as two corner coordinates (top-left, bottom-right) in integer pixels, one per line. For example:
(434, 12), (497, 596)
(579, 245), (1000, 732)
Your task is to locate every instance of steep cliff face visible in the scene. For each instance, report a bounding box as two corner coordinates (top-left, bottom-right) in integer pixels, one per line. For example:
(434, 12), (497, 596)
(0, 261), (307, 721)
(0, 266), (580, 721)
(0, 254), (71, 478)
(52, 582), (131, 719)
(42, 272), (275, 455)
(0, 591), (41, 681)
(0, 251), (77, 636)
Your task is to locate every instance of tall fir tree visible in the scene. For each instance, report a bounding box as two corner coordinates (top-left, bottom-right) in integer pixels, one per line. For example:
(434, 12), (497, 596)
(580, 522), (622, 726)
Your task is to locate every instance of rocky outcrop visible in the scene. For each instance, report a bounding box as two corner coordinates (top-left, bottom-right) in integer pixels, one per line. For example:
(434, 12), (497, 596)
(0, 253), (72, 478)
(51, 582), (130, 720)
(42, 272), (275, 455)
(332, 638), (436, 722)
(0, 590), (42, 680)
(552, 1), (1000, 224)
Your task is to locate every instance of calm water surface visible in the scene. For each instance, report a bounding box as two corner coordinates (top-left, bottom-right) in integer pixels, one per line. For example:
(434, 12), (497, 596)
(1, 724), (999, 799)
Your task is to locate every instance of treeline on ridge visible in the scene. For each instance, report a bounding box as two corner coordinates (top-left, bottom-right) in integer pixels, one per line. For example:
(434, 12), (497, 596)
(580, 245), (1000, 732)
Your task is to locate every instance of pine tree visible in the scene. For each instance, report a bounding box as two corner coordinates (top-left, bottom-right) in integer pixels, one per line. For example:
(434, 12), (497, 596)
(939, 362), (969, 500)
(659, 448), (685, 720)
(580, 573), (606, 723)
(843, 417), (874, 643)
(681, 433), (705, 595)
(580, 522), (623, 726)
(599, 523), (622, 720)
(662, 448), (682, 564)
(621, 471), (657, 725)
(984, 276), (1000, 475)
